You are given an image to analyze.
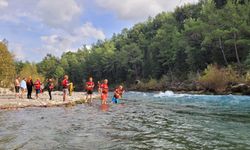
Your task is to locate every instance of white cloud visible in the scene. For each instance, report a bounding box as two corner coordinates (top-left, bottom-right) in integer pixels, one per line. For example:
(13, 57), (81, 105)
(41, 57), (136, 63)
(0, 0), (8, 9)
(96, 0), (199, 21)
(9, 43), (26, 60)
(0, 0), (82, 28)
(40, 22), (105, 56)
(77, 22), (105, 41)
(37, 0), (81, 28)
(41, 34), (73, 55)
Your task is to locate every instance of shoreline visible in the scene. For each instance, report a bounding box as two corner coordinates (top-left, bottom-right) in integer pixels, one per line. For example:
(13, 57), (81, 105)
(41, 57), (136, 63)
(0, 91), (99, 110)
(127, 88), (250, 96)
(1, 89), (249, 110)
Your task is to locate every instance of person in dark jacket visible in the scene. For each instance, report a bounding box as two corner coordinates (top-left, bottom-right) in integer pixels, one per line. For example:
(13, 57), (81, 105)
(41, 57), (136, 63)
(26, 76), (34, 99)
(47, 78), (54, 100)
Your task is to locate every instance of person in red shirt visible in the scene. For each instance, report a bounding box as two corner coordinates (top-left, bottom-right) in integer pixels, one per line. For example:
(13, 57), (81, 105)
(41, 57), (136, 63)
(34, 78), (41, 99)
(85, 77), (95, 103)
(62, 75), (69, 102)
(112, 85), (125, 104)
(101, 79), (109, 104)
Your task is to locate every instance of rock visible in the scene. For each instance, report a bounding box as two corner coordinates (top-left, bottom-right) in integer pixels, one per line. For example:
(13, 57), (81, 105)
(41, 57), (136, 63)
(231, 83), (250, 94)
(135, 80), (141, 85)
(0, 88), (13, 95)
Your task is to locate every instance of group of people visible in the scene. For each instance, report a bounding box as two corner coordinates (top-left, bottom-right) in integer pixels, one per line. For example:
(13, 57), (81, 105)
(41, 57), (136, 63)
(14, 75), (125, 104)
(14, 76), (54, 100)
(62, 75), (125, 104)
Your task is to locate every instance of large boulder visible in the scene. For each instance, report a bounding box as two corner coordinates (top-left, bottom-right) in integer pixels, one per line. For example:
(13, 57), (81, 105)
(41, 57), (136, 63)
(230, 83), (250, 94)
(0, 87), (13, 95)
(135, 80), (141, 85)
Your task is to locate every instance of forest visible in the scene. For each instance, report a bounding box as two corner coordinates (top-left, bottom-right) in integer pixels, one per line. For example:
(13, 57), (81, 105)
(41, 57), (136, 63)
(1, 0), (250, 93)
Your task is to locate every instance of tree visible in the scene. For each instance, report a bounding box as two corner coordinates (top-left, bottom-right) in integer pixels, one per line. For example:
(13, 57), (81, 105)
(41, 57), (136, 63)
(19, 63), (44, 81)
(37, 54), (59, 78)
(0, 42), (16, 87)
(184, 19), (211, 72)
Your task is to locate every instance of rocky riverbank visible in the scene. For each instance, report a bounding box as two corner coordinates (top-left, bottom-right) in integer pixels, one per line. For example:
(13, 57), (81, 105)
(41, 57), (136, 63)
(129, 81), (250, 95)
(0, 90), (99, 110)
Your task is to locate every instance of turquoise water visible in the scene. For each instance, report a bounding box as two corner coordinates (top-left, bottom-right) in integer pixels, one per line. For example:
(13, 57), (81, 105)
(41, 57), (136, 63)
(0, 91), (250, 149)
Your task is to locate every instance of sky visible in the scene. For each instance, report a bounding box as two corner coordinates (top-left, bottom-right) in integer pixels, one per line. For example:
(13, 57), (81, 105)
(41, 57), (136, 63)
(0, 0), (199, 62)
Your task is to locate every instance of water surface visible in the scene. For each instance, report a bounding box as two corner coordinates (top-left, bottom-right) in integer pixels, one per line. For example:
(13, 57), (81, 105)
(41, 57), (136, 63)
(0, 91), (250, 149)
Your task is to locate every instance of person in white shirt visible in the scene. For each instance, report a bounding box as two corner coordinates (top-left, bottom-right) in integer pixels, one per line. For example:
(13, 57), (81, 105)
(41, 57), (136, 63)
(20, 78), (27, 99)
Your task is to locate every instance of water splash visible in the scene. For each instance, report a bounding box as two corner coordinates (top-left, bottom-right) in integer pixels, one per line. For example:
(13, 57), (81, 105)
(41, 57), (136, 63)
(153, 91), (189, 98)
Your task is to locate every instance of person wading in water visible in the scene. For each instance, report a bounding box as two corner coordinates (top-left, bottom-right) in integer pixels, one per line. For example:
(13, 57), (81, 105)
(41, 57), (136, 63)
(100, 79), (109, 104)
(85, 77), (95, 103)
(112, 85), (125, 104)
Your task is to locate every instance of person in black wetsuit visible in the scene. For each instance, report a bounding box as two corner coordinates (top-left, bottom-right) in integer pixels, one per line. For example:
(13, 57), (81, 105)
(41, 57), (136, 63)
(26, 76), (34, 99)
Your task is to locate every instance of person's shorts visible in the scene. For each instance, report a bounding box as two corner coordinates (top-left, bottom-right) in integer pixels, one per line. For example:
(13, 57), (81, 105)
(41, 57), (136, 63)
(36, 89), (40, 94)
(21, 87), (26, 92)
(15, 86), (20, 93)
(112, 97), (119, 104)
(101, 93), (108, 101)
(87, 90), (93, 95)
(63, 88), (69, 94)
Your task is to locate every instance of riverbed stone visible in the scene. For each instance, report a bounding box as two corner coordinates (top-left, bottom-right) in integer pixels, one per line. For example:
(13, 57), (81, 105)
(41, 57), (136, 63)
(231, 83), (250, 94)
(0, 91), (99, 109)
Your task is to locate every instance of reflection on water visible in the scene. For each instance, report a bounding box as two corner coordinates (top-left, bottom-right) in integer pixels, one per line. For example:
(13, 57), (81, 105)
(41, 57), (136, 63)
(0, 92), (250, 149)
(100, 104), (109, 112)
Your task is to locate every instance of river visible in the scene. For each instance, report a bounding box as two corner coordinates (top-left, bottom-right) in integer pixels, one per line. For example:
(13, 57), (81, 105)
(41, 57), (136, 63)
(0, 91), (250, 149)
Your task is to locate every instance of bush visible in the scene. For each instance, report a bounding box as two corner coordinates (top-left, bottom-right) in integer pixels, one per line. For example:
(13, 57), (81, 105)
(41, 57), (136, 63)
(199, 64), (240, 92)
(245, 72), (250, 85)
(19, 63), (44, 82)
(131, 78), (165, 91)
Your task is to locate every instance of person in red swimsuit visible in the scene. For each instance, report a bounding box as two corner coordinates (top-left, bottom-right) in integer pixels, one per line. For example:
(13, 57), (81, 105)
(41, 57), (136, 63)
(100, 79), (109, 104)
(85, 77), (95, 103)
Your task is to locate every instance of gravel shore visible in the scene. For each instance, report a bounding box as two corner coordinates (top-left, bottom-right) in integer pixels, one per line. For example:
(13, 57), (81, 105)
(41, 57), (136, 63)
(0, 91), (99, 110)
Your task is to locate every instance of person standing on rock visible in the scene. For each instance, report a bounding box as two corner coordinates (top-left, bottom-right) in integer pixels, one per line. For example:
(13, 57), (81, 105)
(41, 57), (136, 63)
(20, 77), (26, 99)
(85, 77), (95, 103)
(14, 76), (20, 98)
(68, 82), (73, 96)
(47, 78), (54, 100)
(34, 78), (41, 99)
(62, 75), (69, 102)
(26, 76), (34, 99)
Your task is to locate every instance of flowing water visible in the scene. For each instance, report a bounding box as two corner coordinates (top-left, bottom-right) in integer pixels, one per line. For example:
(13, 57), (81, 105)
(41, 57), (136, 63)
(0, 91), (250, 150)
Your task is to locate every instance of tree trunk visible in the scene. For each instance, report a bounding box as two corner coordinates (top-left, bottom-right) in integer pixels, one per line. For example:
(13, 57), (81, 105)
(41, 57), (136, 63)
(168, 64), (174, 84)
(219, 37), (228, 65)
(134, 64), (138, 80)
(233, 32), (241, 65)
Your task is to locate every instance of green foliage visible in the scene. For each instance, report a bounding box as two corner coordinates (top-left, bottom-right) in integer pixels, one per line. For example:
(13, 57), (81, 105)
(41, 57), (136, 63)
(133, 78), (164, 91)
(245, 72), (250, 85)
(0, 42), (16, 87)
(199, 64), (240, 92)
(36, 1), (250, 91)
(19, 63), (44, 81)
